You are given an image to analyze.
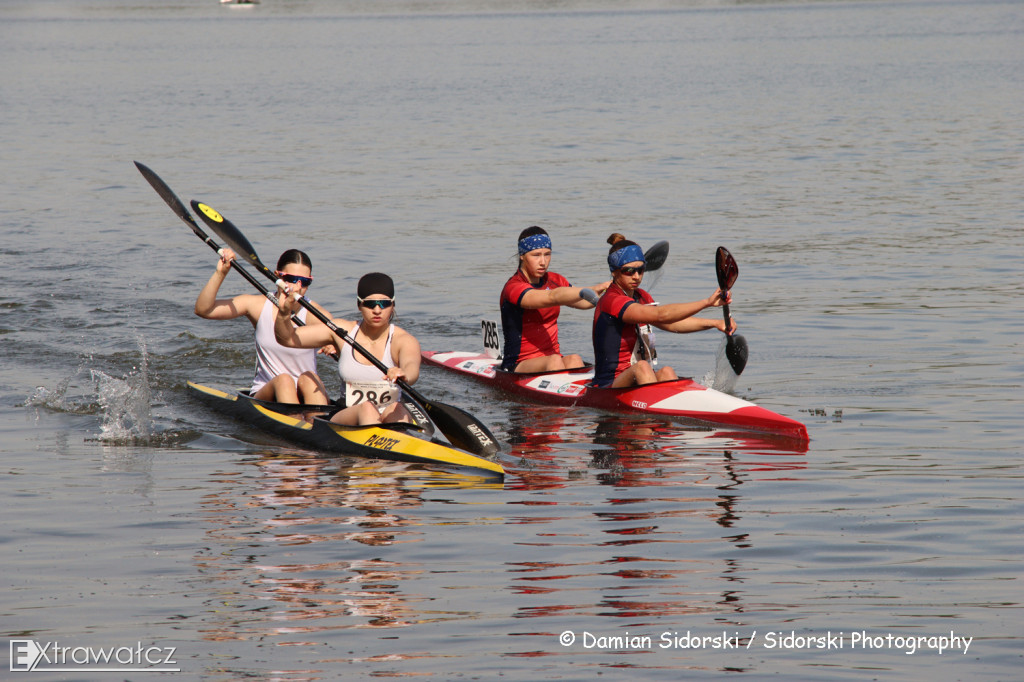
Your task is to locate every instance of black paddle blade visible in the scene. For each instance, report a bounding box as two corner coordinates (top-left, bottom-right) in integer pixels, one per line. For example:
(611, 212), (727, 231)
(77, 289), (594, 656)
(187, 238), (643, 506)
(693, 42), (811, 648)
(644, 240), (670, 272)
(191, 200), (269, 275)
(640, 240), (670, 293)
(715, 246), (746, 376)
(725, 333), (749, 376)
(423, 403), (500, 458)
(716, 246), (739, 291)
(135, 161), (195, 226)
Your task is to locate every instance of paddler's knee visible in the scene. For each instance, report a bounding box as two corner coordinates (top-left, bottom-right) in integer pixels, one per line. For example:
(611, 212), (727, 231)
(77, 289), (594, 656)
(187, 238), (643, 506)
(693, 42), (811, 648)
(563, 354), (585, 369)
(632, 360), (657, 385)
(357, 401), (382, 425)
(297, 371), (328, 405)
(656, 366), (678, 382)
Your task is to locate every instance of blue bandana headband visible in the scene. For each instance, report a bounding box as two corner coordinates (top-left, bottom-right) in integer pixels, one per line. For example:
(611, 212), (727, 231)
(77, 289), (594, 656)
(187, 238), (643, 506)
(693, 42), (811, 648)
(608, 243), (646, 272)
(518, 233), (552, 255)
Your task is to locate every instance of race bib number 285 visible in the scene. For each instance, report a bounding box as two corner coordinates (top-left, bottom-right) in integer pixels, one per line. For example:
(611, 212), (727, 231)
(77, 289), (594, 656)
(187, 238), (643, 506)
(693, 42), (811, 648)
(481, 319), (501, 359)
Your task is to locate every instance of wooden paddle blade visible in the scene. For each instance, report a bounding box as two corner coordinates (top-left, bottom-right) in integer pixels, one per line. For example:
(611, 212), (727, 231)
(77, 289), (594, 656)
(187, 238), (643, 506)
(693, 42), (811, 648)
(716, 246), (739, 291)
(422, 401), (500, 458)
(191, 200), (269, 274)
(726, 333), (749, 375)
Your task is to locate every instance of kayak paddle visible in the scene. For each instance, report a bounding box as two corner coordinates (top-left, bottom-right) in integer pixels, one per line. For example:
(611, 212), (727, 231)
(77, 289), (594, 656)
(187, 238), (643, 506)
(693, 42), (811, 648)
(190, 199), (500, 458)
(715, 246), (749, 376)
(132, 161), (331, 355)
(640, 240), (669, 293)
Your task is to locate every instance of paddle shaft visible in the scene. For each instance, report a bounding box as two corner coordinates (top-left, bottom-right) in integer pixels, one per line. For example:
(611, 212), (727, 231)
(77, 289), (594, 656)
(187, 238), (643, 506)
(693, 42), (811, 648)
(134, 162), (319, 339)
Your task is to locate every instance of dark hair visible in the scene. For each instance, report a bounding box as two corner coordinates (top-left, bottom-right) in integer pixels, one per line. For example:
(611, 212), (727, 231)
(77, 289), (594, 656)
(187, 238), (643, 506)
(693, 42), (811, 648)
(277, 249), (312, 272)
(607, 232), (638, 254)
(518, 225), (549, 242)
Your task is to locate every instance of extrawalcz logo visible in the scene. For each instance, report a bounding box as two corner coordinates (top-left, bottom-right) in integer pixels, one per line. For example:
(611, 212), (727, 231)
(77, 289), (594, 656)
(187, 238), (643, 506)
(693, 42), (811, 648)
(10, 639), (179, 673)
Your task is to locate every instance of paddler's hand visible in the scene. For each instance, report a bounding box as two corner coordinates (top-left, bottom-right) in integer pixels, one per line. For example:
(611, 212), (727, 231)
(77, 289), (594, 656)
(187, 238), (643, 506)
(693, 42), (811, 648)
(318, 342), (340, 357)
(276, 286), (300, 314)
(593, 280), (612, 295)
(719, 317), (738, 335)
(215, 248), (236, 275)
(385, 367), (406, 384)
(708, 288), (731, 308)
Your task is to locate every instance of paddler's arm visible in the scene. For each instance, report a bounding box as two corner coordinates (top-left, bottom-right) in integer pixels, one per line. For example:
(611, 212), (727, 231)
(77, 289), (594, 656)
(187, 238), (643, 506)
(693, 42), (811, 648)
(621, 288), (729, 331)
(657, 317), (736, 334)
(194, 248), (259, 323)
(388, 328), (421, 385)
(272, 288), (337, 349)
(521, 279), (611, 311)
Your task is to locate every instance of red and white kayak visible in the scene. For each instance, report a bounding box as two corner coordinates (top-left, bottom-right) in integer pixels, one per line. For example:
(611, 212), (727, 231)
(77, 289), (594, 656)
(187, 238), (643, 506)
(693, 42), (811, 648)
(422, 350), (808, 441)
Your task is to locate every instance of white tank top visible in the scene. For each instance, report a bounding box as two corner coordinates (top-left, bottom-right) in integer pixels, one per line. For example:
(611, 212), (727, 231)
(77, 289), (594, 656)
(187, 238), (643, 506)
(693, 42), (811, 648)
(250, 300), (317, 393)
(338, 322), (396, 382)
(338, 323), (403, 406)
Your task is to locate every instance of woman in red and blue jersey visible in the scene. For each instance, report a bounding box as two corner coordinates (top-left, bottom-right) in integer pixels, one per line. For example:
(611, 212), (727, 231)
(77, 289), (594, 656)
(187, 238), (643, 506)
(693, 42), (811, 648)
(499, 226), (610, 372)
(592, 233), (735, 388)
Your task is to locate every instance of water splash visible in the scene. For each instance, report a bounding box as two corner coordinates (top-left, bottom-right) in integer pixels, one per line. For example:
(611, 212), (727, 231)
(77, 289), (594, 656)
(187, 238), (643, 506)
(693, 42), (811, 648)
(91, 368), (152, 442)
(706, 340), (739, 394)
(26, 358), (97, 414)
(26, 339), (155, 443)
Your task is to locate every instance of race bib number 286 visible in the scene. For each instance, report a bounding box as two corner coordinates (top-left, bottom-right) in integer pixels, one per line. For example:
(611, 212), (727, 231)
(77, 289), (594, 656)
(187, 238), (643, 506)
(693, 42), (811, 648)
(345, 381), (399, 407)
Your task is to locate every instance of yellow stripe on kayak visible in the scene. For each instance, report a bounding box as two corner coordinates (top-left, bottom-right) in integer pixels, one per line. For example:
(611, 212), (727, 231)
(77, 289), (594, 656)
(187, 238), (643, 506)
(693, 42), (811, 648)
(252, 402), (315, 431)
(187, 381), (238, 402)
(251, 402), (504, 475)
(321, 420), (505, 475)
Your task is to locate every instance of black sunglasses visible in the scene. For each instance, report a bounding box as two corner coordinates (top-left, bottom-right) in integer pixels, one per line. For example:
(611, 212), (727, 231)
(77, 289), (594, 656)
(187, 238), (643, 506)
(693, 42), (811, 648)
(619, 265), (646, 276)
(358, 297), (394, 310)
(277, 272), (313, 287)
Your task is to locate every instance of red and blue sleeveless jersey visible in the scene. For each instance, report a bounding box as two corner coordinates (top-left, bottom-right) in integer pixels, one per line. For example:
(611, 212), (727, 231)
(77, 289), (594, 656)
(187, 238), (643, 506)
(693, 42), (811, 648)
(592, 285), (654, 387)
(499, 270), (571, 371)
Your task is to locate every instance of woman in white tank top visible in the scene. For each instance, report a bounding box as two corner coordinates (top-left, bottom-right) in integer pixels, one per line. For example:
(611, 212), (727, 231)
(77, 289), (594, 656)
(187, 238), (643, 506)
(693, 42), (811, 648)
(274, 272), (421, 426)
(194, 248), (331, 405)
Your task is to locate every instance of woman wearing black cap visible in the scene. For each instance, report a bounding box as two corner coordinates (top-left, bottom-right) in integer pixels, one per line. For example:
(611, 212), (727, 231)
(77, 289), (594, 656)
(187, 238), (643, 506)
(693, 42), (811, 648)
(273, 272), (421, 426)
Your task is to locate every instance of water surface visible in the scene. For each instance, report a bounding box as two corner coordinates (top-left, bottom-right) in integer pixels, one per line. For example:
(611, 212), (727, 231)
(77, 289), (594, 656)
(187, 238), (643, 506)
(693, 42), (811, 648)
(2, 0), (1021, 678)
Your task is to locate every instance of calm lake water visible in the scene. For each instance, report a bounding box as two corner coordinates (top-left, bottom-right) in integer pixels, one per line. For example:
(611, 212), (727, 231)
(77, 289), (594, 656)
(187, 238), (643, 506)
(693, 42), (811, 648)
(2, 0), (1021, 679)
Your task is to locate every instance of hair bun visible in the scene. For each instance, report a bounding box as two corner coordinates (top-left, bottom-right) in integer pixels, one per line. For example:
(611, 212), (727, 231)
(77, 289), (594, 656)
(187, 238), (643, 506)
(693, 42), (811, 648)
(606, 233), (626, 246)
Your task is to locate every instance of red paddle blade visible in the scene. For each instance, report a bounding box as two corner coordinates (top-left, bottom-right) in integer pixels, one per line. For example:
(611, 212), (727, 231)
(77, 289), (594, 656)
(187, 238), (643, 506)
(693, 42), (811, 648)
(716, 246), (739, 290)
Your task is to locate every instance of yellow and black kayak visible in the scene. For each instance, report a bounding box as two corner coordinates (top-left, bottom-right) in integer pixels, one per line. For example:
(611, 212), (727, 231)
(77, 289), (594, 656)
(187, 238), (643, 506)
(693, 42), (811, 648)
(187, 381), (504, 478)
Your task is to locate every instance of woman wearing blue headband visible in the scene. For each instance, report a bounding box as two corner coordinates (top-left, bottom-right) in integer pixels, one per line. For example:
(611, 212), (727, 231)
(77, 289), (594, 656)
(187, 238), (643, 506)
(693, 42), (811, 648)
(592, 233), (735, 388)
(499, 226), (610, 372)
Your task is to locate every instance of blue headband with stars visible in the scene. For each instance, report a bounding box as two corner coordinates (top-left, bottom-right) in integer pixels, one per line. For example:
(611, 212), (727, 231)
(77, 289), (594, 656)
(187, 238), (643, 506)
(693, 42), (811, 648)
(518, 233), (552, 255)
(608, 244), (646, 272)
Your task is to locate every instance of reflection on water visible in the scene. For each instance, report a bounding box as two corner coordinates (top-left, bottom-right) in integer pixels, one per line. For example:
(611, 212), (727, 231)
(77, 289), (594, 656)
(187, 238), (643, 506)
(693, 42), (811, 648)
(188, 410), (808, 673)
(498, 410), (808, 632)
(195, 453), (501, 651)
